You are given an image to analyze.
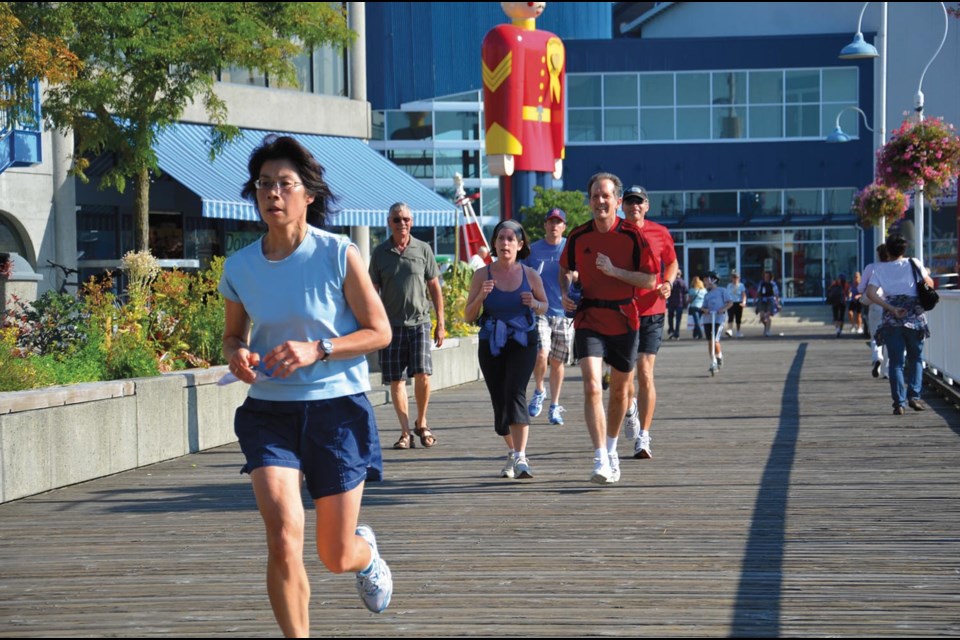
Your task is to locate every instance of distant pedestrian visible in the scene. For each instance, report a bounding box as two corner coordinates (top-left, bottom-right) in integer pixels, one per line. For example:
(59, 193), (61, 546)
(702, 271), (733, 375)
(756, 271), (780, 337)
(369, 203), (445, 451)
(524, 208), (574, 426)
(866, 234), (934, 415)
(666, 270), (688, 340)
(687, 276), (706, 339)
(465, 220), (548, 479)
(724, 271), (746, 338)
(861, 244), (891, 379)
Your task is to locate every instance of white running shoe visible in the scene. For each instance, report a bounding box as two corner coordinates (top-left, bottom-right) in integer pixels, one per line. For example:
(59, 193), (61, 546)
(355, 525), (393, 613)
(608, 450), (621, 483)
(634, 431), (653, 459)
(500, 452), (516, 479)
(736, 331), (743, 338)
(623, 398), (640, 441)
(724, 329), (733, 337)
(590, 456), (612, 484)
(514, 455), (533, 479)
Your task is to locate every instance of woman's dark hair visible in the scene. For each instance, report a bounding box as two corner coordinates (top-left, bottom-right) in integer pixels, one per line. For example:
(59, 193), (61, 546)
(885, 234), (908, 259)
(490, 220), (531, 260)
(241, 135), (336, 227)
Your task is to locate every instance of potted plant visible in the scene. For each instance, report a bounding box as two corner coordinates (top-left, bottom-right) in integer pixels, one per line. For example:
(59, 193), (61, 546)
(876, 116), (960, 205)
(852, 182), (909, 230)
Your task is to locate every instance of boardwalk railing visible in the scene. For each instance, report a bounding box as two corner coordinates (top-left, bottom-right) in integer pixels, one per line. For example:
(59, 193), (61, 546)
(924, 290), (960, 386)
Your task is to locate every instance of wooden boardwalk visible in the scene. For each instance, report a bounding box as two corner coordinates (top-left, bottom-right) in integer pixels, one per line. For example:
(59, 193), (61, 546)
(1, 325), (959, 637)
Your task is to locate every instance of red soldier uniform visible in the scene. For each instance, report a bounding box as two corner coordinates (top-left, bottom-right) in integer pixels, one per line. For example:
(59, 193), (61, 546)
(482, 22), (565, 175)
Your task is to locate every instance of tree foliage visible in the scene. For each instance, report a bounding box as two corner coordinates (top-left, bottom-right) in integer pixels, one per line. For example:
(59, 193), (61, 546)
(518, 186), (593, 242)
(3, 2), (355, 249)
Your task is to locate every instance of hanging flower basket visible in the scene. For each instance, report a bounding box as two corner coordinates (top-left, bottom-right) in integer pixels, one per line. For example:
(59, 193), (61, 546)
(876, 117), (960, 204)
(852, 182), (909, 230)
(0, 254), (13, 280)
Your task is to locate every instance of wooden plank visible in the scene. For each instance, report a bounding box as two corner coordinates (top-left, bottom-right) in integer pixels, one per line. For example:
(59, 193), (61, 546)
(0, 325), (958, 637)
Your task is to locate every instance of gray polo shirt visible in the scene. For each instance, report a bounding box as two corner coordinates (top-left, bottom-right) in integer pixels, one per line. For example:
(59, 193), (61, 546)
(369, 236), (440, 327)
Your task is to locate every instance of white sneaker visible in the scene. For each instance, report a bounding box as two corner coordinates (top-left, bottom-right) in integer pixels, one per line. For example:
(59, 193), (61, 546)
(514, 455), (533, 479)
(736, 331), (743, 338)
(724, 329), (733, 337)
(355, 525), (393, 613)
(634, 431), (653, 459)
(608, 450), (621, 483)
(590, 456), (612, 484)
(623, 398), (640, 441)
(500, 452), (516, 479)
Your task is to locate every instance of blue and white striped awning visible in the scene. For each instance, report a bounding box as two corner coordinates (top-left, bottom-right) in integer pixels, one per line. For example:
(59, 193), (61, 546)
(154, 122), (457, 227)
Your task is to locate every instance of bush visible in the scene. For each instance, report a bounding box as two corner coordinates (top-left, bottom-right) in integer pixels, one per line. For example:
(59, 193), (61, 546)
(518, 186), (593, 241)
(440, 260), (479, 337)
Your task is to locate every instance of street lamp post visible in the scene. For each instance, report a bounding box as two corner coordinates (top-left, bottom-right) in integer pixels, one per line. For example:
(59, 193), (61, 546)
(838, 1), (949, 264)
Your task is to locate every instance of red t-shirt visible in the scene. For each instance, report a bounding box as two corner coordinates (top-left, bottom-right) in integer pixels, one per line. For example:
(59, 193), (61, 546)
(561, 218), (645, 335)
(634, 219), (677, 317)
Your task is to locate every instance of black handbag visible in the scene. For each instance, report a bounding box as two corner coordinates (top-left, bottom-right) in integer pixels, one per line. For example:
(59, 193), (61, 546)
(910, 259), (939, 311)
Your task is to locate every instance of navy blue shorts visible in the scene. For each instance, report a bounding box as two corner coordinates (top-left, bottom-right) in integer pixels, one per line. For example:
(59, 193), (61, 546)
(637, 313), (665, 355)
(574, 329), (639, 373)
(234, 394), (383, 500)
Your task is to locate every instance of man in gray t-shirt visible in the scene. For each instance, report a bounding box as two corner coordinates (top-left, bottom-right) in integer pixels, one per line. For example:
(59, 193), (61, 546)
(369, 202), (445, 450)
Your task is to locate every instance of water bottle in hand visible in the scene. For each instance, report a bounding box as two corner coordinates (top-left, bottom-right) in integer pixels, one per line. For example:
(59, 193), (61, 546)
(565, 282), (582, 319)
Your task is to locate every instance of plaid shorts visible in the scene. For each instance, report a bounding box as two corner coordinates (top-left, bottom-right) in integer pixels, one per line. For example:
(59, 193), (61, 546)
(536, 314), (573, 364)
(379, 323), (433, 383)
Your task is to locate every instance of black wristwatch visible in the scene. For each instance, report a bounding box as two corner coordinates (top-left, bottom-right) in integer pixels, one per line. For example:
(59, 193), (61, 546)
(318, 339), (334, 362)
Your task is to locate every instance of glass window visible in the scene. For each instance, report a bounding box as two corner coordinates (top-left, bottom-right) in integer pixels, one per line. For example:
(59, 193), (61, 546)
(568, 75), (602, 108)
(825, 188), (856, 214)
(385, 149), (433, 178)
(741, 191), (782, 217)
(685, 230), (738, 242)
(434, 111), (481, 141)
(825, 228), (858, 241)
(677, 73), (710, 106)
(749, 71), (783, 104)
(749, 106), (783, 138)
(481, 186), (500, 218)
(785, 69), (820, 103)
(648, 193), (684, 219)
(640, 108), (674, 140)
(435, 149), (480, 179)
(273, 49), (313, 92)
(604, 75), (638, 107)
(311, 44), (346, 97)
(219, 65), (266, 87)
(741, 244), (783, 289)
(786, 104), (819, 137)
(821, 103), (859, 137)
(822, 68), (858, 102)
(685, 192), (738, 215)
(371, 111), (385, 141)
(677, 107), (711, 140)
(713, 71), (746, 105)
(825, 239), (858, 284)
(741, 229), (782, 243)
(784, 241), (824, 297)
(604, 109), (638, 141)
(713, 106), (745, 139)
(785, 228), (823, 242)
(568, 109), (602, 142)
(640, 74), (674, 107)
(785, 190), (821, 215)
(388, 111), (432, 141)
(0, 214), (27, 255)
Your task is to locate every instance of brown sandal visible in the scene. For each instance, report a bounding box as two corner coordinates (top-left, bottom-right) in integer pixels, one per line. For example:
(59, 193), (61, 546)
(393, 432), (415, 450)
(414, 425), (437, 448)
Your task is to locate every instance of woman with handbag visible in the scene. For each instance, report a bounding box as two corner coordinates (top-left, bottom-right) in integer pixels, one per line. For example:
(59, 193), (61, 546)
(865, 234), (936, 415)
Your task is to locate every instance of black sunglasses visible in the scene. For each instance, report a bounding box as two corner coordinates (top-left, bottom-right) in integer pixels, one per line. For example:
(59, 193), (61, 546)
(624, 197), (646, 204)
(392, 217), (412, 224)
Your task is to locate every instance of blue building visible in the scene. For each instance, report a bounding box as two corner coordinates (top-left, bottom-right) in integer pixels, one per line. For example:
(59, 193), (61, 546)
(365, 2), (959, 300)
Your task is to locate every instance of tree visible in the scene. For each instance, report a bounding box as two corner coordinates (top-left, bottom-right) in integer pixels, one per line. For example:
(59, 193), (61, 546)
(518, 186), (593, 242)
(3, 2), (355, 250)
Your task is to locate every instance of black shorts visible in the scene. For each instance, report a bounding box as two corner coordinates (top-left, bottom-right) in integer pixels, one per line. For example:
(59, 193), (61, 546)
(574, 328), (639, 373)
(637, 313), (665, 355)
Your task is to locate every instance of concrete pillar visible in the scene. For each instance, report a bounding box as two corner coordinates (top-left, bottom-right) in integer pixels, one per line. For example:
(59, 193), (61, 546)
(348, 2), (371, 265)
(51, 129), (77, 291)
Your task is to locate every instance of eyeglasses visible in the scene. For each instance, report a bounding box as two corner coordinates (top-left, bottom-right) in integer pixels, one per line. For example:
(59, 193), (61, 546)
(255, 179), (303, 193)
(624, 197), (646, 205)
(392, 217), (413, 224)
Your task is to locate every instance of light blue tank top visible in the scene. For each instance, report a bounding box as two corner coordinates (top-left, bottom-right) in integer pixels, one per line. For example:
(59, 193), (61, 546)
(218, 226), (371, 401)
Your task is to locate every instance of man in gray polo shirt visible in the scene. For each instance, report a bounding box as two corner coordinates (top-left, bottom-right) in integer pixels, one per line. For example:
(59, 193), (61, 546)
(369, 202), (445, 450)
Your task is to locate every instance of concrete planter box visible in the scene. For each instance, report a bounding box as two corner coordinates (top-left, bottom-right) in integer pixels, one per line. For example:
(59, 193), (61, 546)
(0, 336), (482, 503)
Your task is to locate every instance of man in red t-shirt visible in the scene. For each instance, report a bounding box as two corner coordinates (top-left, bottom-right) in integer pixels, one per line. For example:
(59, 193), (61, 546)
(619, 186), (679, 461)
(560, 173), (657, 485)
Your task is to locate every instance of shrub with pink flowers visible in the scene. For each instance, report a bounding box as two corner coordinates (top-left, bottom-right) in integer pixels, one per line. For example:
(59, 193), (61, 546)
(852, 182), (909, 230)
(876, 117), (960, 204)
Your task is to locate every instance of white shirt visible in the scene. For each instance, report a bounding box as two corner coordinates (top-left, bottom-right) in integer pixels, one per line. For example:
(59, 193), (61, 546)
(867, 257), (929, 298)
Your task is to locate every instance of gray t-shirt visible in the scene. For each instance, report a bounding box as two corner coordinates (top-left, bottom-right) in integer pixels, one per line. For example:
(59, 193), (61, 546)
(369, 236), (440, 327)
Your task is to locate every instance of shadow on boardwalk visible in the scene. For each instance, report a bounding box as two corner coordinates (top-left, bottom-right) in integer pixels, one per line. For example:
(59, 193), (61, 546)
(1, 327), (958, 637)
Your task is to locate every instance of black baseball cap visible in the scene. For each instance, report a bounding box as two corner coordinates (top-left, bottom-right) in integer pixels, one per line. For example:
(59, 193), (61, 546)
(623, 186), (648, 201)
